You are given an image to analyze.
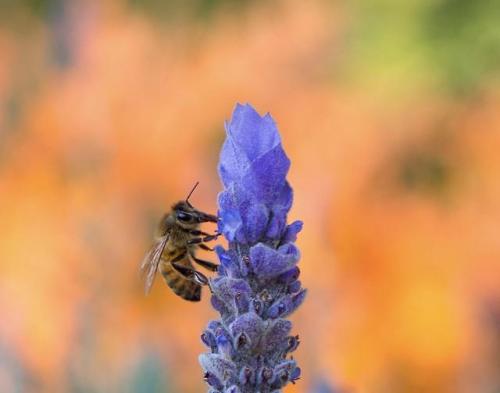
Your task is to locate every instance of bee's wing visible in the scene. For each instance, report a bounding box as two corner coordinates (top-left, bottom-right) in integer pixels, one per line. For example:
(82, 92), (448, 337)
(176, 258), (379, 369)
(140, 235), (169, 295)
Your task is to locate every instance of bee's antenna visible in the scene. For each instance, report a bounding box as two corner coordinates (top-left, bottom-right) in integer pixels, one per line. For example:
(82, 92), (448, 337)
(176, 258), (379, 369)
(185, 181), (199, 207)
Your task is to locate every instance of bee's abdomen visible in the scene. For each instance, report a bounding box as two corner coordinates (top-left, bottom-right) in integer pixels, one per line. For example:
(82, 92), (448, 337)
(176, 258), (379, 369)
(160, 261), (201, 302)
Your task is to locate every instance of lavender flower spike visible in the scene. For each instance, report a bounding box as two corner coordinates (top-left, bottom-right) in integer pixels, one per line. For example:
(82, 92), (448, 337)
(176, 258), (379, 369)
(200, 103), (305, 393)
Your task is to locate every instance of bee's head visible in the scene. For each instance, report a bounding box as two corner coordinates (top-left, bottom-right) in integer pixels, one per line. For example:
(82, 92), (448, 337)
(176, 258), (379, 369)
(172, 201), (218, 228)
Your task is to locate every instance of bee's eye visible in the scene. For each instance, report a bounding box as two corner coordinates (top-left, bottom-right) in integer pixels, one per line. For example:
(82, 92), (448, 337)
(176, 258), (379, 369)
(176, 212), (192, 222)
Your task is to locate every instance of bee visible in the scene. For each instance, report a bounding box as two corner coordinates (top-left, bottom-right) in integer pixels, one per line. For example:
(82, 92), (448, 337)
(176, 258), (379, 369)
(140, 182), (220, 301)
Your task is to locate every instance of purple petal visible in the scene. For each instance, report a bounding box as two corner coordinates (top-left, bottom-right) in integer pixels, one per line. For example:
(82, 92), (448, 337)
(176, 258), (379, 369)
(218, 188), (243, 242)
(277, 267), (300, 284)
(267, 290), (306, 319)
(239, 366), (255, 385)
(212, 277), (252, 315)
(239, 200), (269, 244)
(282, 220), (303, 243)
(227, 104), (281, 162)
(199, 354), (236, 384)
(201, 330), (217, 352)
(249, 243), (300, 279)
(215, 246), (239, 278)
(267, 297), (290, 319)
(211, 295), (229, 315)
(229, 312), (264, 349)
(290, 289), (307, 314)
(225, 385), (242, 393)
(287, 280), (302, 293)
(263, 319), (292, 352)
(257, 367), (275, 386)
(216, 333), (233, 358)
(290, 366), (301, 381)
(219, 104), (282, 187)
(218, 186), (270, 244)
(204, 372), (224, 390)
(242, 145), (290, 203)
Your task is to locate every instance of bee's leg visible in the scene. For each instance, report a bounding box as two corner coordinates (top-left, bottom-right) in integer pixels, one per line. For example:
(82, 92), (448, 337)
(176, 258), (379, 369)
(198, 244), (214, 252)
(187, 232), (220, 245)
(171, 262), (209, 286)
(196, 211), (219, 223)
(171, 252), (187, 263)
(190, 253), (218, 272)
(187, 229), (212, 237)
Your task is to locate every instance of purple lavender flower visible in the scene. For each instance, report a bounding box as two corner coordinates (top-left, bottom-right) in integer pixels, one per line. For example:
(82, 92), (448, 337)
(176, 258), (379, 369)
(199, 104), (305, 393)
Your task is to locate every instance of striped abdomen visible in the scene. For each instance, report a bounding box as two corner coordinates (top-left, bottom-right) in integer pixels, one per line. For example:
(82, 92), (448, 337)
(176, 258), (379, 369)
(159, 254), (201, 302)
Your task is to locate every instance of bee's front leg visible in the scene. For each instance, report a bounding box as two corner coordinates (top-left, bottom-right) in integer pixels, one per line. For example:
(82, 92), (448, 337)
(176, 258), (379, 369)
(187, 229), (212, 237)
(187, 232), (221, 245)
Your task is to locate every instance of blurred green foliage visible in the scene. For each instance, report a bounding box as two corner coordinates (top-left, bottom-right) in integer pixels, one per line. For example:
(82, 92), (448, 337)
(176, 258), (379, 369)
(344, 0), (500, 95)
(0, 0), (58, 19)
(423, 0), (500, 94)
(127, 0), (253, 22)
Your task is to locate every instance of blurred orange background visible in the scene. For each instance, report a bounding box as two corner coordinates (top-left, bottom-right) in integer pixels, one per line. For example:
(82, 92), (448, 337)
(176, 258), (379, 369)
(1, 1), (500, 392)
